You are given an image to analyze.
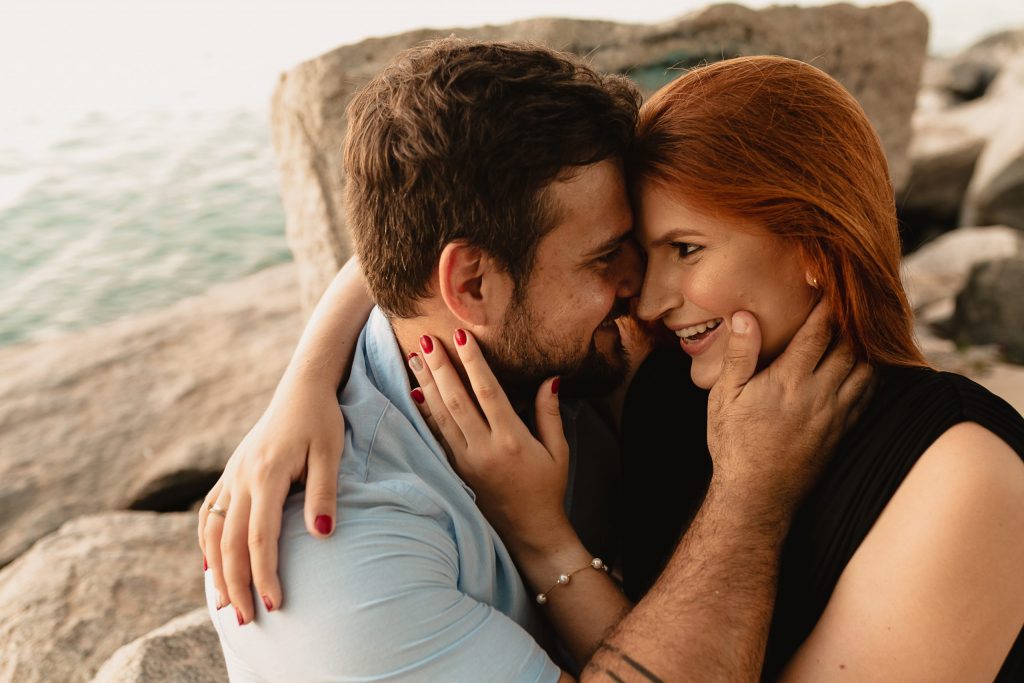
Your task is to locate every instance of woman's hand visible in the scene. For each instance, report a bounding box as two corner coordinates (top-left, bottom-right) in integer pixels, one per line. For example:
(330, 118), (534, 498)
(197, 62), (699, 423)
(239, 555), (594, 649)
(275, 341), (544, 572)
(407, 330), (577, 558)
(198, 373), (344, 624)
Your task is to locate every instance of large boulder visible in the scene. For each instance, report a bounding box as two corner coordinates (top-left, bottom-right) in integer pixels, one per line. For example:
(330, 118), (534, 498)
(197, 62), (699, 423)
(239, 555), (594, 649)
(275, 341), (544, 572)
(91, 608), (227, 683)
(961, 54), (1024, 231)
(951, 255), (1024, 363)
(272, 2), (929, 314)
(0, 512), (203, 683)
(0, 264), (302, 568)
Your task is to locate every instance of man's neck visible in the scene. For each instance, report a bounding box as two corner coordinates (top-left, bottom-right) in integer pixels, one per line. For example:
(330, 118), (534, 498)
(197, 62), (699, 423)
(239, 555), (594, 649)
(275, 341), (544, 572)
(391, 314), (470, 390)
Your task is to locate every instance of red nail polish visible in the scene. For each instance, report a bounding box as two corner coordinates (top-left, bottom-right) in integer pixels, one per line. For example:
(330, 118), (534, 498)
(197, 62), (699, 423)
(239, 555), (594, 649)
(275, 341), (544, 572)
(262, 595), (273, 612)
(315, 514), (333, 535)
(454, 329), (467, 346)
(419, 335), (433, 354)
(551, 377), (561, 395)
(203, 556), (208, 572)
(411, 387), (425, 404)
(235, 607), (244, 626)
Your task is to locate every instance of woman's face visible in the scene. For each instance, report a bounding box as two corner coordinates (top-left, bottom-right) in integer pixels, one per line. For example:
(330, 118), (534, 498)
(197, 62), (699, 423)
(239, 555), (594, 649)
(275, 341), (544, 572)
(635, 181), (817, 390)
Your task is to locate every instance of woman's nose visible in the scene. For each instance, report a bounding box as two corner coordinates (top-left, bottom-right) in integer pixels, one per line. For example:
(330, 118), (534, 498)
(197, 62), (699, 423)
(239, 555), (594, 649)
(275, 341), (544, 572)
(636, 259), (676, 322)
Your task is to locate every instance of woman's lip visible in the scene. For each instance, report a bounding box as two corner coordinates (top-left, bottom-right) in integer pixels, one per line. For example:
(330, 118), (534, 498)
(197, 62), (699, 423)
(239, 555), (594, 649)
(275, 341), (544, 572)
(677, 322), (724, 356)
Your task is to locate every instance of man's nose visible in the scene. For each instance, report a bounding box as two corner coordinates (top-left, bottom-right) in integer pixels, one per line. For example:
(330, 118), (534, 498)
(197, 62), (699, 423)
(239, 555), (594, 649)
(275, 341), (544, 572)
(615, 239), (644, 300)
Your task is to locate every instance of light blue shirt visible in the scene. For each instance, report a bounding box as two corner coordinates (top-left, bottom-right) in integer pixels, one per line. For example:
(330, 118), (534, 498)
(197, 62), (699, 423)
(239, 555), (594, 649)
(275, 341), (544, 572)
(207, 308), (563, 682)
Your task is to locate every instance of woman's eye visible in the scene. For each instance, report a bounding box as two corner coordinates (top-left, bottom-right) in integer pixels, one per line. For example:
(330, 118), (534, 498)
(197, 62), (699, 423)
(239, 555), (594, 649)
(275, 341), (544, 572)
(670, 242), (702, 259)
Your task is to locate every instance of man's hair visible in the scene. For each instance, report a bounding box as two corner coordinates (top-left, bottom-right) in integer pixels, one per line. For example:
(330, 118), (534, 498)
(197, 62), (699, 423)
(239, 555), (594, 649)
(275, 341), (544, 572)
(343, 38), (640, 318)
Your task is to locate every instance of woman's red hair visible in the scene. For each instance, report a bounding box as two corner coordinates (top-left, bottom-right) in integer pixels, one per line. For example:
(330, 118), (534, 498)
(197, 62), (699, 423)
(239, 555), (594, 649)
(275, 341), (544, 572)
(629, 56), (927, 368)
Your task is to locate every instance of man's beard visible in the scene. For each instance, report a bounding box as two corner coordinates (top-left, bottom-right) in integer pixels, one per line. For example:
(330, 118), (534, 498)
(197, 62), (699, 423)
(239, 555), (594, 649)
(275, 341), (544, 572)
(478, 296), (631, 402)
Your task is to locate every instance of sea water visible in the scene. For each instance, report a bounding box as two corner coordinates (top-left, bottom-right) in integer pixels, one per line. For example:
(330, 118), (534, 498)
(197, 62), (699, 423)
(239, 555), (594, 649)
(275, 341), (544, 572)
(0, 107), (291, 347)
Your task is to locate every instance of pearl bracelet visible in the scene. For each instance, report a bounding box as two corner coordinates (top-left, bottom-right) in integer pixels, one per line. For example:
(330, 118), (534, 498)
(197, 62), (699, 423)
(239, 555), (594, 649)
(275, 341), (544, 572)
(535, 557), (608, 605)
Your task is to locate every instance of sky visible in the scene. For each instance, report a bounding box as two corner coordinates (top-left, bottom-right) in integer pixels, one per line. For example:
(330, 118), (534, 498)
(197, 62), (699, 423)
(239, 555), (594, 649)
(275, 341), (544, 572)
(2, 0), (1023, 128)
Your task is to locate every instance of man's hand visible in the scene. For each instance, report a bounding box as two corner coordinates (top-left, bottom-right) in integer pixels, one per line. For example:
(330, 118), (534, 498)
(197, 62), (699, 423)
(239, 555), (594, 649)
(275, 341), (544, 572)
(198, 377), (344, 625)
(708, 302), (873, 528)
(585, 302), (872, 682)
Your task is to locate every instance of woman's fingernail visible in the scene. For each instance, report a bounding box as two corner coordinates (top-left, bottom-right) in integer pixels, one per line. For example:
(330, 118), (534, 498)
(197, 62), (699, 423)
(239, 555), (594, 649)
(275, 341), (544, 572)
(408, 352), (424, 372)
(551, 377), (561, 395)
(203, 556), (208, 572)
(420, 335), (433, 354)
(454, 329), (467, 346)
(235, 607), (244, 626)
(315, 514), (333, 535)
(411, 388), (425, 404)
(262, 595), (274, 612)
(732, 313), (749, 334)
(216, 593), (224, 610)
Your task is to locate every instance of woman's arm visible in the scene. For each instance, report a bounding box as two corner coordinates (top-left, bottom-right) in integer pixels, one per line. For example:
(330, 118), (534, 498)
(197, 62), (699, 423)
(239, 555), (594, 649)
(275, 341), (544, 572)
(779, 422), (1024, 682)
(199, 256), (374, 624)
(408, 330), (633, 664)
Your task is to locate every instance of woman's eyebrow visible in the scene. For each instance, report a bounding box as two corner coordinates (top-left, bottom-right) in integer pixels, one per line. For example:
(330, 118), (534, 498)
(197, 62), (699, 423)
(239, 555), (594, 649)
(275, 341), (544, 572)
(646, 228), (706, 248)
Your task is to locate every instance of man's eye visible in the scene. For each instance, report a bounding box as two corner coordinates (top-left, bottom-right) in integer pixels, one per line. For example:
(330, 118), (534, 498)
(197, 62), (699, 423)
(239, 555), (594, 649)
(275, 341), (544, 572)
(596, 244), (624, 264)
(670, 242), (702, 259)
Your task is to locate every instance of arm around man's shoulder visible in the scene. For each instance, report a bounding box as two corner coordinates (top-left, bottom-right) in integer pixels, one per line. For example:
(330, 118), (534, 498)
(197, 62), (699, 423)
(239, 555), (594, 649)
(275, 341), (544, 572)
(210, 481), (562, 683)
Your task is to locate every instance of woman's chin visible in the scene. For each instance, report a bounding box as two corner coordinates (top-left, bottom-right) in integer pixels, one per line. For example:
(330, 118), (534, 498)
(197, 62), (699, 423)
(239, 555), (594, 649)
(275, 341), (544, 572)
(689, 362), (719, 391)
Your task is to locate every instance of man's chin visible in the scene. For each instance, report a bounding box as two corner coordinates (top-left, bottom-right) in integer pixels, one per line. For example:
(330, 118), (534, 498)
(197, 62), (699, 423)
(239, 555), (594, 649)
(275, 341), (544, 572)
(559, 339), (629, 399)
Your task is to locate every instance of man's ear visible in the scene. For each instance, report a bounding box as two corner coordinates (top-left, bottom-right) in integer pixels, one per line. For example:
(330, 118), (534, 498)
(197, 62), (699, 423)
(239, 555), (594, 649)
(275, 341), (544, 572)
(437, 241), (512, 326)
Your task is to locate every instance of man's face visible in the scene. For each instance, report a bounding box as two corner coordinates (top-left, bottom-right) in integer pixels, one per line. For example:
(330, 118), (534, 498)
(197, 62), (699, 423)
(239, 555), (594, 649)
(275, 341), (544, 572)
(479, 160), (642, 399)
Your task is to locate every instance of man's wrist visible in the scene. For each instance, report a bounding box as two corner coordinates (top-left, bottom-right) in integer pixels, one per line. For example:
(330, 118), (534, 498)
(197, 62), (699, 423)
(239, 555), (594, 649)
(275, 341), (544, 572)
(703, 475), (793, 548)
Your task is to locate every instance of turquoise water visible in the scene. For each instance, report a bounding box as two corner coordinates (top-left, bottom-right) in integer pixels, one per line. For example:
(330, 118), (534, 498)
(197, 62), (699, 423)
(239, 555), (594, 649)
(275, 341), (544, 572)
(0, 108), (292, 347)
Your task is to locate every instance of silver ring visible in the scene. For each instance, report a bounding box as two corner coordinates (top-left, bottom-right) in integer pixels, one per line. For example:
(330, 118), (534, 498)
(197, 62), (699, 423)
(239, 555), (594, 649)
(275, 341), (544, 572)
(208, 503), (227, 518)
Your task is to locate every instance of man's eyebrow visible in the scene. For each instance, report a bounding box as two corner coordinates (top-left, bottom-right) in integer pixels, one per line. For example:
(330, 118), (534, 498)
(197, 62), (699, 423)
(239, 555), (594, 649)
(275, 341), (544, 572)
(646, 228), (706, 249)
(584, 229), (632, 259)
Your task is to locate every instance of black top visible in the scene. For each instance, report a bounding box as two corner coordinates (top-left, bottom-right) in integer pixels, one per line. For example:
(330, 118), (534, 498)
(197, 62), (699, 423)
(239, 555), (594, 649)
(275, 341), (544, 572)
(620, 348), (1024, 681)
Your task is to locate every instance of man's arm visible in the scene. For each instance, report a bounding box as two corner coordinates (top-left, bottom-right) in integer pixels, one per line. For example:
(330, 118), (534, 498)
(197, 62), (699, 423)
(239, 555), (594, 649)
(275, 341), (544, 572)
(200, 256), (374, 622)
(779, 422), (1024, 682)
(586, 305), (871, 681)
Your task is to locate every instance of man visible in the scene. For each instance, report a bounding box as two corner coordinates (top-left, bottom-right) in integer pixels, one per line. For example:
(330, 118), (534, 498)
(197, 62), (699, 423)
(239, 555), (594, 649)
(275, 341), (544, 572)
(201, 39), (864, 681)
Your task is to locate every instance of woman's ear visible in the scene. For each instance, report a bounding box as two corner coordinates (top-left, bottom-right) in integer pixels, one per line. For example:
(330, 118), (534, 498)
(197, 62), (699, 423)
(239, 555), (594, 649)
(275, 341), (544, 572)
(437, 241), (513, 326)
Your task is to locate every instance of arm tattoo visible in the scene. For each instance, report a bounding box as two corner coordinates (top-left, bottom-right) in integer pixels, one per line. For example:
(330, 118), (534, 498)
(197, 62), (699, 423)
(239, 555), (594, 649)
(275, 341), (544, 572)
(599, 643), (665, 683)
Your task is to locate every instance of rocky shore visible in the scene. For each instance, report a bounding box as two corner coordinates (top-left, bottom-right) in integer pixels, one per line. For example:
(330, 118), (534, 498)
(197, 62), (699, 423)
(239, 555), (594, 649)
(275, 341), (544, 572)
(1, 4), (1023, 681)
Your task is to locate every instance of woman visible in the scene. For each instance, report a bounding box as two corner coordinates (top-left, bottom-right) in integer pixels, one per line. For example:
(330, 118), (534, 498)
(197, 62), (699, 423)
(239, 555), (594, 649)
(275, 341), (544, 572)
(201, 56), (1024, 680)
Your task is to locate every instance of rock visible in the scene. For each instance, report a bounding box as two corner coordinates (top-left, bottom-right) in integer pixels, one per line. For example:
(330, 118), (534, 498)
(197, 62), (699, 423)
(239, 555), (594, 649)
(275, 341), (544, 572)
(0, 264), (302, 568)
(902, 225), (1024, 313)
(91, 608), (227, 683)
(962, 55), (1024, 230)
(951, 255), (1024, 363)
(901, 103), (991, 248)
(921, 29), (1024, 104)
(0, 512), (204, 683)
(272, 2), (928, 313)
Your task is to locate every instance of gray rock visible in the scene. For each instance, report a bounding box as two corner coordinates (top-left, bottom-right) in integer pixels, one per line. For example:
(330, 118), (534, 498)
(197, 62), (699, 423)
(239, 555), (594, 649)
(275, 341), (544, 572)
(0, 512), (204, 683)
(902, 102), (990, 243)
(272, 2), (928, 314)
(952, 255), (1024, 363)
(0, 264), (302, 568)
(902, 225), (1024, 312)
(962, 55), (1024, 230)
(91, 608), (227, 683)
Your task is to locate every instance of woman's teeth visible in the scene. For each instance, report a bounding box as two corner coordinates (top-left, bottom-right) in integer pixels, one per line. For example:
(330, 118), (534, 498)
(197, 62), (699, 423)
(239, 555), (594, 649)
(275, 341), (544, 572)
(676, 318), (723, 342)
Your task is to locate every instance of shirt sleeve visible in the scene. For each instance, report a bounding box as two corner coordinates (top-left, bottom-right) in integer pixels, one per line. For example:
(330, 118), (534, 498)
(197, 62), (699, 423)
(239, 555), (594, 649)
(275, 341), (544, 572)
(208, 484), (562, 683)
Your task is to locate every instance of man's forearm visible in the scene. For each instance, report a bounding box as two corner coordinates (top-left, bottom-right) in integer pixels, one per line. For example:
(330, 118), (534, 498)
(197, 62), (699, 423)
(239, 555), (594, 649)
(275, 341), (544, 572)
(584, 482), (788, 682)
